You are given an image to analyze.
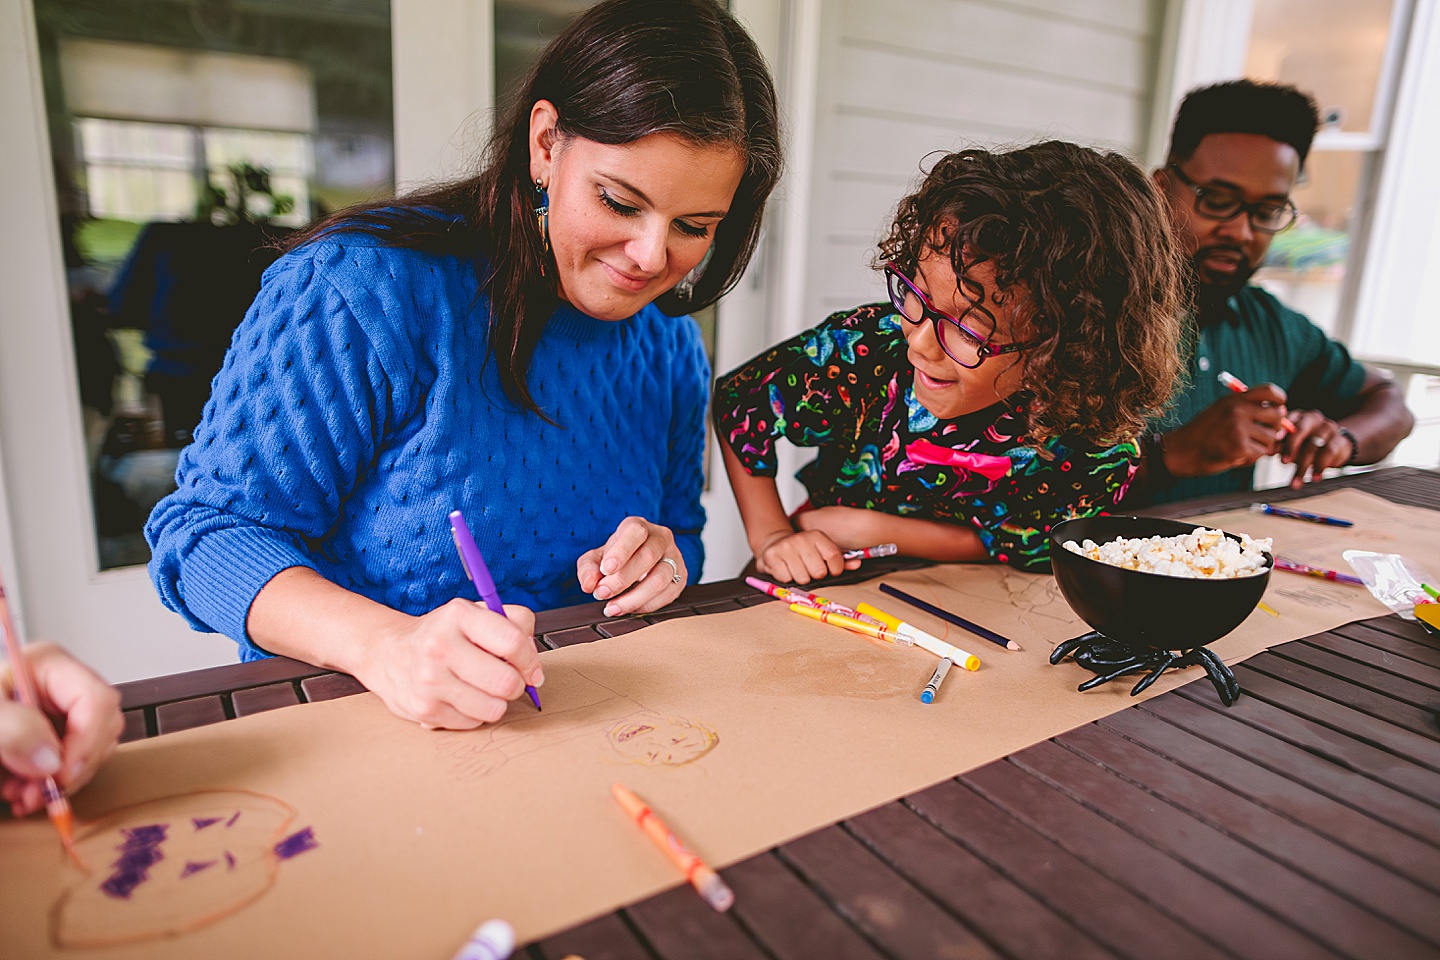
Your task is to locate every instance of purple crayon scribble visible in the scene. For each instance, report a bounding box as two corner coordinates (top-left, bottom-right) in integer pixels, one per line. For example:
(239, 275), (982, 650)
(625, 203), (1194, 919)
(100, 824), (168, 900)
(224, 851), (237, 871)
(192, 816), (223, 830)
(180, 859), (217, 878)
(225, 811), (242, 828)
(273, 826), (318, 860)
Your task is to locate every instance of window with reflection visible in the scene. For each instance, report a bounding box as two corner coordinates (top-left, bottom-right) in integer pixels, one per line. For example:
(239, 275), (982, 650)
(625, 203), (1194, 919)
(34, 0), (395, 569)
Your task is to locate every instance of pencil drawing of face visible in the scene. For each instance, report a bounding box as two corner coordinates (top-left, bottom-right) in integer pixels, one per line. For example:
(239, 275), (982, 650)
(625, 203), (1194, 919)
(606, 715), (718, 766)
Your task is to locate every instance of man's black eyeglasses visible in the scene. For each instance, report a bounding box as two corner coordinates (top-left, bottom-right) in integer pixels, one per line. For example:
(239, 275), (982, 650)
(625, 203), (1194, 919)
(1166, 163), (1298, 234)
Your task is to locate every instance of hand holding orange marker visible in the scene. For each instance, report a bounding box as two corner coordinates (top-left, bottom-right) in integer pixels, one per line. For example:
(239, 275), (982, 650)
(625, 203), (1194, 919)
(1217, 371), (1296, 434)
(0, 576), (78, 865)
(612, 783), (734, 912)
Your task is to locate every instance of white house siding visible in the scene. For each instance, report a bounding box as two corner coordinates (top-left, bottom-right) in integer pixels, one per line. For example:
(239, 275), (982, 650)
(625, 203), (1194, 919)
(799, 0), (1164, 327)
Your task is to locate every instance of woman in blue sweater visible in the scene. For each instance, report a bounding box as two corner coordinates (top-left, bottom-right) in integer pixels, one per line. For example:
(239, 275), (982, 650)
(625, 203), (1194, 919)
(146, 0), (782, 730)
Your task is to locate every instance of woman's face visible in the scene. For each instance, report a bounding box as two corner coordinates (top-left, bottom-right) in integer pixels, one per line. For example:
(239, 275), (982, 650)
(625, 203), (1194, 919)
(529, 101), (745, 320)
(900, 250), (1028, 420)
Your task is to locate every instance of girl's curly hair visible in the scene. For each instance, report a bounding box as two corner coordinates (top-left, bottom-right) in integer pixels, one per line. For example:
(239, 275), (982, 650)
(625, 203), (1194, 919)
(876, 141), (1185, 446)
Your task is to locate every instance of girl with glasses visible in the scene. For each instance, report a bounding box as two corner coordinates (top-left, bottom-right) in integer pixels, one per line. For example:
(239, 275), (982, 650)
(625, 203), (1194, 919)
(715, 141), (1184, 582)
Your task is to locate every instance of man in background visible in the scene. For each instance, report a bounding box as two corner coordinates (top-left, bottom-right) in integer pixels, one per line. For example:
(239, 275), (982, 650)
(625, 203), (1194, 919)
(1128, 79), (1413, 505)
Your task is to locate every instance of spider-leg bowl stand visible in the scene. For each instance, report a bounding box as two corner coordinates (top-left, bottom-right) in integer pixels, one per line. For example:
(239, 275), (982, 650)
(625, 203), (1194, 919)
(1049, 631), (1240, 705)
(1048, 516), (1272, 707)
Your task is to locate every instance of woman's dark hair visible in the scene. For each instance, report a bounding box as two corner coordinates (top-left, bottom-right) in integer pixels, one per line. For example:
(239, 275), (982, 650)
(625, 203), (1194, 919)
(284, 0), (782, 414)
(877, 141), (1185, 446)
(1169, 79), (1320, 168)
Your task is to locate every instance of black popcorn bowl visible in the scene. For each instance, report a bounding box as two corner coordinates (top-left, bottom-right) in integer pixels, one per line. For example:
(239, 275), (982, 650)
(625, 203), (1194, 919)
(1048, 516), (1273, 706)
(1049, 515), (1272, 654)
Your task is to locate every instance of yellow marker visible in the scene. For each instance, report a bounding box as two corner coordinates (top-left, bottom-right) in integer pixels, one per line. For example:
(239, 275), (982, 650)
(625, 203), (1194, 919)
(1257, 601), (1280, 617)
(1417, 603), (1440, 631)
(856, 602), (981, 671)
(787, 602), (904, 646)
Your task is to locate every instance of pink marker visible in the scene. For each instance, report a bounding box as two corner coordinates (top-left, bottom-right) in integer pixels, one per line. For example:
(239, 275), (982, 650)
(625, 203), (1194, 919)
(744, 576), (884, 626)
(745, 576), (816, 606)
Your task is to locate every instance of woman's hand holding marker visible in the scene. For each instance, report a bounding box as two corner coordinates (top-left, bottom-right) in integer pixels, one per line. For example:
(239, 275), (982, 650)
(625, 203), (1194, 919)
(359, 597), (542, 731)
(578, 517), (687, 617)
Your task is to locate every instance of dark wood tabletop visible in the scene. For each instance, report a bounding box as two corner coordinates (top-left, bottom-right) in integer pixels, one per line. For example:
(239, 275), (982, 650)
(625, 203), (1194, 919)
(116, 467), (1440, 960)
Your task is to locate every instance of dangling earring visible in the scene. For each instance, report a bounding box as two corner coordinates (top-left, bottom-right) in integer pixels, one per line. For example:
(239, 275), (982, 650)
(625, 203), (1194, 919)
(533, 178), (550, 275)
(675, 245), (714, 303)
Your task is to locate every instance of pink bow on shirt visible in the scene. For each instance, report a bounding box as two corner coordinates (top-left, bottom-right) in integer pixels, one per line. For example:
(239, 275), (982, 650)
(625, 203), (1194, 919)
(904, 439), (1012, 487)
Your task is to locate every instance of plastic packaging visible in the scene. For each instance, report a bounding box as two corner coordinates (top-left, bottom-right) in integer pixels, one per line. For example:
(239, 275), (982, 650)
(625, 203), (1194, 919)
(1342, 551), (1438, 620)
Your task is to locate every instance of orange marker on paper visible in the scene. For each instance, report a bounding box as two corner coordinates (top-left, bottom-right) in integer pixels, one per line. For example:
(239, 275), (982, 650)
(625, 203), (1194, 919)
(1217, 371), (1296, 433)
(612, 783), (734, 912)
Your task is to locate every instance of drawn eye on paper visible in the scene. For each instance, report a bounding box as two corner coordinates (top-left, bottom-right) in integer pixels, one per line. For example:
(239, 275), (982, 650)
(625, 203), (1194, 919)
(52, 789), (318, 949)
(431, 666), (718, 780)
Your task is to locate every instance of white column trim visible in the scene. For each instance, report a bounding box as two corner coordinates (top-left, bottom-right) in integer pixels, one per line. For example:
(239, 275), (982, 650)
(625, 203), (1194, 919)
(770, 0), (825, 346)
(392, 0), (495, 190)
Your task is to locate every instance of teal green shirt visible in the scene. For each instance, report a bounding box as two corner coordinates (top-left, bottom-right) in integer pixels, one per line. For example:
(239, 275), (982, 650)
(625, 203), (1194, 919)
(1151, 285), (1367, 504)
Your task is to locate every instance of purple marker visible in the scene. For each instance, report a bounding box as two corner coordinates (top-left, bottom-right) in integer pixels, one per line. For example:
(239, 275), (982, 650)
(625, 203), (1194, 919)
(449, 509), (542, 711)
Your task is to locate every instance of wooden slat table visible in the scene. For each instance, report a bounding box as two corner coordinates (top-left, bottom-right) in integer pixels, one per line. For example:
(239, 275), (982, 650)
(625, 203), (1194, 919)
(115, 467), (1440, 960)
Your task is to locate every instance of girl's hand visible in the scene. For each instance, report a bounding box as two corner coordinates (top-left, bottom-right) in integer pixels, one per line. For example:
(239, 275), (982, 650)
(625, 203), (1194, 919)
(754, 528), (860, 584)
(577, 517), (686, 617)
(356, 600), (542, 730)
(1, 642), (123, 818)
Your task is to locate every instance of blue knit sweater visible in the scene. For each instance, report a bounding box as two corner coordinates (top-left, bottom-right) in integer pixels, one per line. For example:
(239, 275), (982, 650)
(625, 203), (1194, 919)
(146, 234), (709, 660)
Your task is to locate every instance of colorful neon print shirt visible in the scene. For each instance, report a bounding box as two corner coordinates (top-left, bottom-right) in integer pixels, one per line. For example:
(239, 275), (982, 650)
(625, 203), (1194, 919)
(713, 303), (1140, 571)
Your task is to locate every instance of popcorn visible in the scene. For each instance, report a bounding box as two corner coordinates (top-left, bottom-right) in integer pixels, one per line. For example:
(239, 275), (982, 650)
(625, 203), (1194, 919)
(1063, 527), (1271, 579)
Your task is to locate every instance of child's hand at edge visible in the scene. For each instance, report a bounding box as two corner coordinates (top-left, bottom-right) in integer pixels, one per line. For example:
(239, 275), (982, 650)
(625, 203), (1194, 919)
(754, 527), (861, 584)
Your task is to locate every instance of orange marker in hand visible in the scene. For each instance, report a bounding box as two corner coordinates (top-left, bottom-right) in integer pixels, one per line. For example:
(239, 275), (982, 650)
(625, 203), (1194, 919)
(1217, 371), (1296, 433)
(0, 577), (78, 864)
(612, 783), (734, 912)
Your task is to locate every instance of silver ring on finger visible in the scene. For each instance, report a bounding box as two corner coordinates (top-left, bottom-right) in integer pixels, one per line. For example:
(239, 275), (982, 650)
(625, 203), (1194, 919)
(660, 556), (683, 585)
